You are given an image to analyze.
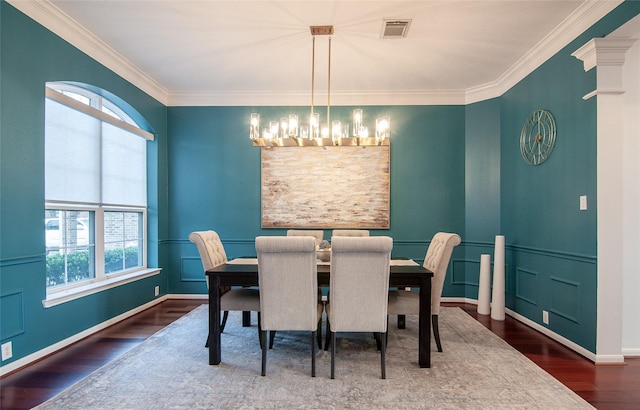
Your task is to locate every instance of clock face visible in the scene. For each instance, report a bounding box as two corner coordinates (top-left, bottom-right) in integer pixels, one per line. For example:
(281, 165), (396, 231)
(520, 110), (556, 165)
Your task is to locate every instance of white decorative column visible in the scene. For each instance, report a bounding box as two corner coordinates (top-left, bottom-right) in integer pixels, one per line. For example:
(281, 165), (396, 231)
(491, 235), (505, 321)
(477, 254), (491, 315)
(572, 31), (638, 363)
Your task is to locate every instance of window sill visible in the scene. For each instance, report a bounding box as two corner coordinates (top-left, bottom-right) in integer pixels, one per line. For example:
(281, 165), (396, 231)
(43, 268), (162, 308)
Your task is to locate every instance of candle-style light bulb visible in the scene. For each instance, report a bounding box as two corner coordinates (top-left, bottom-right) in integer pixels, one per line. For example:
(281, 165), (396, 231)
(321, 123), (329, 138)
(353, 109), (363, 137)
(270, 121), (279, 140)
(376, 116), (390, 141)
(250, 113), (260, 140)
(288, 114), (298, 137)
(280, 118), (288, 139)
(310, 113), (320, 139)
(332, 120), (342, 141)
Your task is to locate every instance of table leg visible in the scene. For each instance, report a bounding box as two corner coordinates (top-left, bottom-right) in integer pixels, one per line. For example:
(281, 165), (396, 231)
(209, 275), (222, 365)
(418, 275), (431, 368)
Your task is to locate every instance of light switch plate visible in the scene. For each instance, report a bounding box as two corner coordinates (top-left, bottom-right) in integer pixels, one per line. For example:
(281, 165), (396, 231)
(579, 195), (587, 210)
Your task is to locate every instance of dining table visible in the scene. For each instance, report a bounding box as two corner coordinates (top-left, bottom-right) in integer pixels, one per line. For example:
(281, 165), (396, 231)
(206, 258), (434, 368)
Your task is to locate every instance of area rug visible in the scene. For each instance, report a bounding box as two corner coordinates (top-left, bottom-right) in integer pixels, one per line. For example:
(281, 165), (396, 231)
(35, 306), (593, 409)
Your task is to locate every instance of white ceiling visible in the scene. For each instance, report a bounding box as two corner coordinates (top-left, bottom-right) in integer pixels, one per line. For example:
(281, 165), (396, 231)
(10, 0), (622, 105)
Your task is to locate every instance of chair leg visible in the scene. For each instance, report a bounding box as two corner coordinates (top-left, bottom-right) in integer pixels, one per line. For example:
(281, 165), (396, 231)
(242, 311), (252, 327)
(317, 319), (323, 349)
(375, 316), (390, 350)
(269, 331), (276, 349)
(432, 314), (442, 352)
(207, 310), (231, 347)
(261, 330), (267, 376)
(330, 332), (336, 379)
(386, 316), (389, 346)
(381, 331), (387, 379)
(258, 313), (264, 350)
(311, 331), (316, 377)
(324, 320), (332, 351)
(206, 310), (231, 347)
(220, 311), (229, 333)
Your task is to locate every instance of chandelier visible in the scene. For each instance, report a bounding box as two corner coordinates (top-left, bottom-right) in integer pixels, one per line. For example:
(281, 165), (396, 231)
(250, 26), (390, 147)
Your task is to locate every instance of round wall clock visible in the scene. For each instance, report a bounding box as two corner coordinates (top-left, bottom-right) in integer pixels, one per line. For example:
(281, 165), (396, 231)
(520, 109), (556, 165)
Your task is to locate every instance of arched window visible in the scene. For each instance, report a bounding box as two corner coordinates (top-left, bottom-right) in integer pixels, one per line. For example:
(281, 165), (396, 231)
(44, 82), (157, 303)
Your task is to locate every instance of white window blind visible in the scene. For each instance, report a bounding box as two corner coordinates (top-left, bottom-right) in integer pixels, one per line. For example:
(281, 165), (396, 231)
(45, 90), (148, 207)
(102, 122), (147, 206)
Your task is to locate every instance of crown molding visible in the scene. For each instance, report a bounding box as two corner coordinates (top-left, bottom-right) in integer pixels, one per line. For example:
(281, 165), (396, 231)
(465, 0), (624, 104)
(572, 38), (637, 71)
(9, 0), (623, 107)
(167, 89), (468, 107)
(7, 0), (170, 105)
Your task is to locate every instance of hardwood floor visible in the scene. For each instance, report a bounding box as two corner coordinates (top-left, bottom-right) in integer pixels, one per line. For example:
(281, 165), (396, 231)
(1, 299), (638, 409)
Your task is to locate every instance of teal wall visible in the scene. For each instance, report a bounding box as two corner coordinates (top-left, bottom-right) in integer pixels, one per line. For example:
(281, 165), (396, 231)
(497, 1), (640, 353)
(0, 2), (169, 366)
(499, 35), (598, 350)
(463, 98), (502, 299)
(2, 0), (639, 367)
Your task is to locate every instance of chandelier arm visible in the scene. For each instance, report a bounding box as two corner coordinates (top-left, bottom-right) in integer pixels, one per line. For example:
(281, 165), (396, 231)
(311, 35), (315, 116)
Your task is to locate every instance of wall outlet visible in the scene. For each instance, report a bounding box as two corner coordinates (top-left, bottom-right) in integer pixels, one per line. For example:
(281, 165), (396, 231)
(542, 310), (549, 325)
(1, 341), (13, 361)
(154, 286), (160, 297)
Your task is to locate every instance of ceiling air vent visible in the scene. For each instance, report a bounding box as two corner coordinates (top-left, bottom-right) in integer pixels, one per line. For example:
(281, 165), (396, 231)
(381, 19), (411, 39)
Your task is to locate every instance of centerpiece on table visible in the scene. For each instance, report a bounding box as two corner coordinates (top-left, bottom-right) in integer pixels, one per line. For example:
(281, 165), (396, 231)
(317, 240), (331, 262)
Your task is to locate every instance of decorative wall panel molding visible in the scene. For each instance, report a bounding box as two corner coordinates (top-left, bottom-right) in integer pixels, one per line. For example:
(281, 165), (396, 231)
(550, 276), (580, 324)
(261, 146), (390, 228)
(181, 257), (206, 282)
(0, 292), (25, 338)
(515, 267), (539, 306)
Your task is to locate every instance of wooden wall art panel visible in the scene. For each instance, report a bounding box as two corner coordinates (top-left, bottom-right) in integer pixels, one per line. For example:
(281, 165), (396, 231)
(261, 146), (390, 228)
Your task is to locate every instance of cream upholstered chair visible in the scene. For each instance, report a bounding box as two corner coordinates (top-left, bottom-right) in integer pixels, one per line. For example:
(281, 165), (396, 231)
(326, 236), (393, 379)
(256, 236), (324, 377)
(331, 229), (370, 237)
(286, 229), (324, 246)
(189, 230), (261, 347)
(387, 232), (461, 352)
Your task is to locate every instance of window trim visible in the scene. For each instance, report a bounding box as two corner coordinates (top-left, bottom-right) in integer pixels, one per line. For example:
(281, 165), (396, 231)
(43, 267), (161, 308)
(44, 83), (156, 306)
(45, 203), (149, 298)
(45, 86), (154, 141)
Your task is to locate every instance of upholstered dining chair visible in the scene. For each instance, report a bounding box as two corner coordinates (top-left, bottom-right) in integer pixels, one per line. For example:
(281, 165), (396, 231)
(286, 229), (324, 246)
(189, 230), (261, 347)
(331, 229), (370, 237)
(325, 236), (393, 379)
(387, 232), (461, 352)
(255, 236), (324, 377)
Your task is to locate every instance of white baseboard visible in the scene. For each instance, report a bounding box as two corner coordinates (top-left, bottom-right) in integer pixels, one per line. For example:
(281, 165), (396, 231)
(0, 295), (169, 377)
(504, 308), (599, 363)
(165, 293), (207, 300)
(0, 294), (213, 377)
(621, 347), (640, 357)
(441, 297), (629, 364)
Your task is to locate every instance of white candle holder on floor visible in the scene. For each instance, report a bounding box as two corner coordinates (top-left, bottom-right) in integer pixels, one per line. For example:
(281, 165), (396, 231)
(491, 235), (506, 321)
(477, 254), (491, 315)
